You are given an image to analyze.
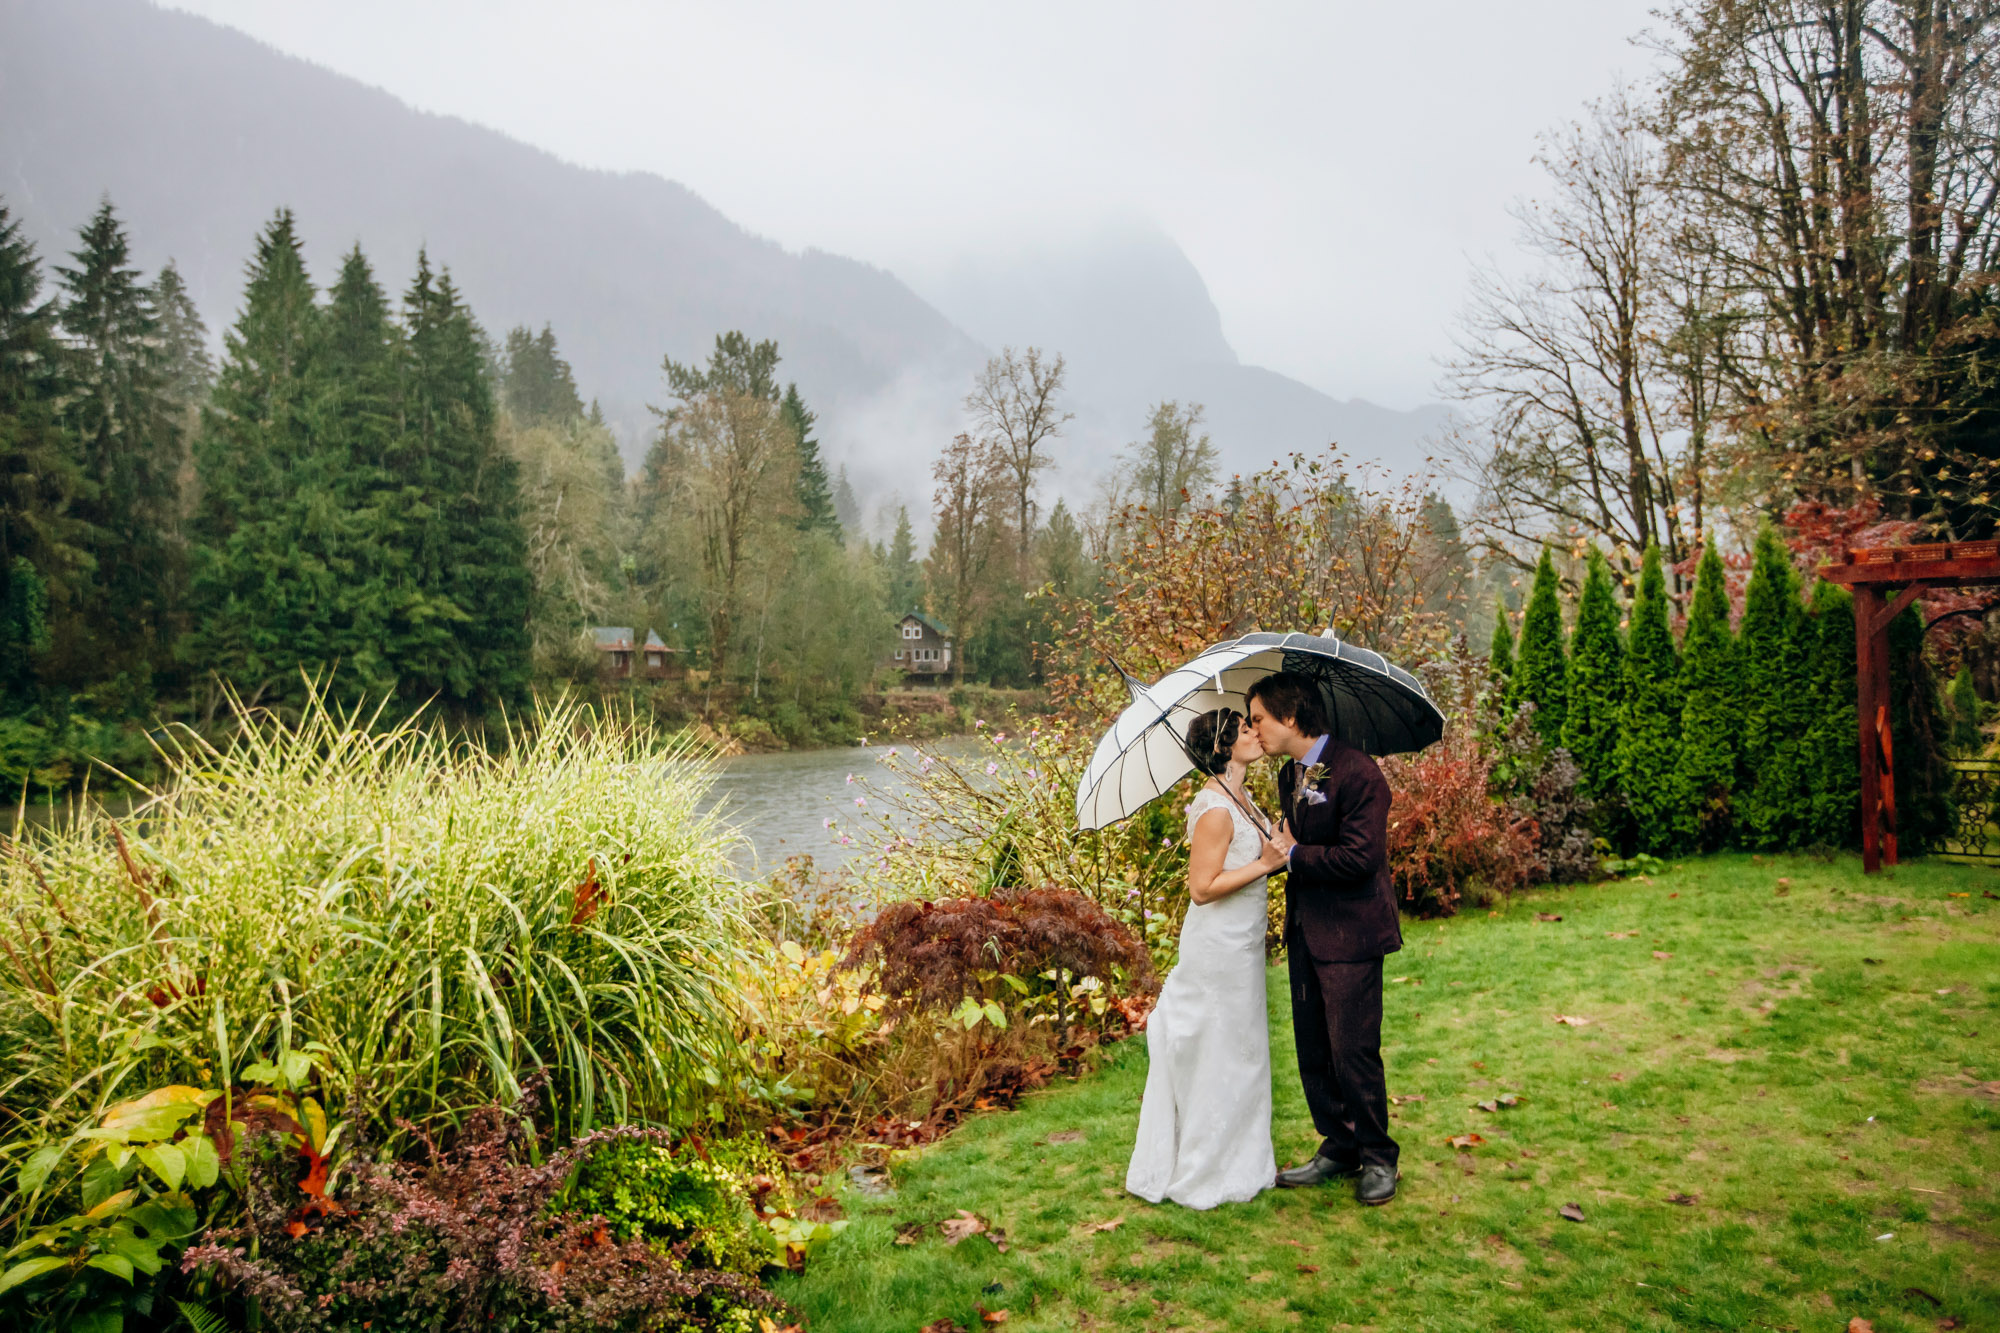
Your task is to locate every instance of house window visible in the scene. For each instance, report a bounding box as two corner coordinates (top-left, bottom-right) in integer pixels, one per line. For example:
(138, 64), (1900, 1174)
(646, 652), (662, 667)
(611, 651), (630, 669)
(903, 623), (922, 639)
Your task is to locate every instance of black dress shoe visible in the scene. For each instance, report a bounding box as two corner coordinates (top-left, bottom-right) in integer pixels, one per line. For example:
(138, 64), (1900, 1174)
(1275, 1154), (1361, 1188)
(1355, 1163), (1397, 1206)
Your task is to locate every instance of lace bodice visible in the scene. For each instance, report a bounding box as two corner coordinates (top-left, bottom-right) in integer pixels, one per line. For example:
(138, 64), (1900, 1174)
(1185, 787), (1269, 875)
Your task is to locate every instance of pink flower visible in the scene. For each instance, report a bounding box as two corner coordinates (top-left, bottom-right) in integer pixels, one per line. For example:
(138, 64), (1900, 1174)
(975, 719), (987, 728)
(854, 796), (867, 807)
(823, 817), (834, 829)
(985, 761), (999, 775)
(846, 773), (856, 784)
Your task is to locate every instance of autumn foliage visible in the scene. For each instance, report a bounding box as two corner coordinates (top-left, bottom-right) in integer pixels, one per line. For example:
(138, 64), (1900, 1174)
(844, 886), (1156, 1015)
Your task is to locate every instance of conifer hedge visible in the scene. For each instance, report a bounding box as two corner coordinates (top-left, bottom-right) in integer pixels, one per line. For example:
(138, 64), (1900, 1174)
(1561, 548), (1623, 805)
(1737, 525), (1813, 848)
(1673, 539), (1738, 851)
(1614, 543), (1679, 855)
(1488, 598), (1515, 687)
(1509, 549), (1567, 743)
(1480, 534), (1947, 862)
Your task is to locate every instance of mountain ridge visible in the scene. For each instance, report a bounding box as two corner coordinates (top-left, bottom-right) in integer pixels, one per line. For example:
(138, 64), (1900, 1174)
(0, 0), (1456, 515)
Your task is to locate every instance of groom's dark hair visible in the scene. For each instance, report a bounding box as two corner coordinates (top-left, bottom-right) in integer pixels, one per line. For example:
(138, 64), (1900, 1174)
(1246, 671), (1327, 737)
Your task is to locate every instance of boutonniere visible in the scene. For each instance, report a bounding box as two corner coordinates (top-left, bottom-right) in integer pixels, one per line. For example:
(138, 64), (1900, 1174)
(1296, 762), (1329, 805)
(1300, 762), (1328, 787)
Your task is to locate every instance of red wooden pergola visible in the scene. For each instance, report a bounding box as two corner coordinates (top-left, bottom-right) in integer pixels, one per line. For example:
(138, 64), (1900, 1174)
(1821, 539), (2000, 872)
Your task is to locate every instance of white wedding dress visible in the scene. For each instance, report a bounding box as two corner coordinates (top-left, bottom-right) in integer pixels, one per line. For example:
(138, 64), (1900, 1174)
(1125, 787), (1276, 1209)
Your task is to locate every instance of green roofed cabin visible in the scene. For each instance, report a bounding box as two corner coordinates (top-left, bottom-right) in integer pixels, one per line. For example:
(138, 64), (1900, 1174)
(891, 610), (953, 679)
(593, 627), (680, 681)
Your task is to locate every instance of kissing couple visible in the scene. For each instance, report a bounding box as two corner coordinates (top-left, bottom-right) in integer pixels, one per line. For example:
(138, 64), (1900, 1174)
(1124, 670), (1401, 1210)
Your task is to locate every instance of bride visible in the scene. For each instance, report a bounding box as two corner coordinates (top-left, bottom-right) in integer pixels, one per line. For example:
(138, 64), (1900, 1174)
(1125, 707), (1288, 1209)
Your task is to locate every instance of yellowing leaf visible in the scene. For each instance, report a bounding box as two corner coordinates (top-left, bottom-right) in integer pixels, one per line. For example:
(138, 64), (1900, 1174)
(100, 1086), (205, 1141)
(779, 940), (806, 965)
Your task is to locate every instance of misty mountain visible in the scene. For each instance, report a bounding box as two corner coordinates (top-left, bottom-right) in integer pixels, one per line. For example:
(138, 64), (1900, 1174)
(915, 223), (1456, 488)
(0, 0), (1453, 521)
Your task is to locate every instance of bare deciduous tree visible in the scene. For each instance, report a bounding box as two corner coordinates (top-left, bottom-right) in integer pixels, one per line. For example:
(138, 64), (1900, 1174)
(924, 432), (1009, 684)
(1123, 400), (1219, 517)
(966, 346), (1072, 564)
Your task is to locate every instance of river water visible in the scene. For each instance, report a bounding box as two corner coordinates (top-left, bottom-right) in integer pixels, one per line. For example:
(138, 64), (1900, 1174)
(699, 738), (982, 875)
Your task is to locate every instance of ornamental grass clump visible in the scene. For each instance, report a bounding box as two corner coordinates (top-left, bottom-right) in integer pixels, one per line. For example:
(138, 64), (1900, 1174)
(0, 686), (754, 1156)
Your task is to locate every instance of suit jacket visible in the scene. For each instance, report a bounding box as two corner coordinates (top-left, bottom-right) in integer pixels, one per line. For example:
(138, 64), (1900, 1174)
(1278, 738), (1402, 962)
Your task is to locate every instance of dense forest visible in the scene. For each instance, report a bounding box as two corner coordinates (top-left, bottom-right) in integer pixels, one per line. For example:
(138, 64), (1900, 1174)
(0, 198), (1304, 789)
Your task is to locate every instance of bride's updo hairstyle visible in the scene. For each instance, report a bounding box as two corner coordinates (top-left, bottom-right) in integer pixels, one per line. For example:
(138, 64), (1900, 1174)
(1187, 708), (1245, 776)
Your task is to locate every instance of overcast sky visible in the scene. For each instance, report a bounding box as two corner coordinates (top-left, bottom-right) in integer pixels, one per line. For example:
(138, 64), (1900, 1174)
(165, 1), (1660, 411)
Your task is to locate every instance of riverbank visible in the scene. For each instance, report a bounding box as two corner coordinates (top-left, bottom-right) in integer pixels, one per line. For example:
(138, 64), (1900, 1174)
(607, 682), (1050, 755)
(775, 852), (2000, 1332)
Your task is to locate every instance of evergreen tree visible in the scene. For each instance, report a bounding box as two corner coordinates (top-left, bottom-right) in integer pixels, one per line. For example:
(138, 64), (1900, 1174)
(399, 259), (531, 711)
(782, 382), (840, 538)
(1561, 547), (1623, 803)
(500, 324), (583, 425)
(832, 465), (862, 535)
(1507, 548), (1567, 742)
(1950, 663), (1983, 753)
(886, 504), (921, 612)
(1615, 542), (1679, 853)
(186, 209), (324, 697)
(1803, 580), (1858, 848)
(1736, 524), (1813, 847)
(0, 557), (50, 707)
(150, 260), (213, 412)
(1487, 597), (1515, 687)
(55, 200), (183, 678)
(316, 245), (410, 697)
(1887, 603), (1952, 854)
(0, 202), (86, 700)
(1672, 538), (1737, 851)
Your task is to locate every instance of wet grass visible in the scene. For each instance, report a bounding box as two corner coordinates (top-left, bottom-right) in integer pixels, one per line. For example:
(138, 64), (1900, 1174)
(776, 853), (2000, 1332)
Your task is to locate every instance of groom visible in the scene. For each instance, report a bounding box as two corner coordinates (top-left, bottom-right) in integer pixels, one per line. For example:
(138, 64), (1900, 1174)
(1248, 671), (1400, 1206)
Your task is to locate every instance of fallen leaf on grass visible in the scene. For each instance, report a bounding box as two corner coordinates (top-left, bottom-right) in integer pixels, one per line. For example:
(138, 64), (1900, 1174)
(1948, 892), (1969, 899)
(1535, 912), (1563, 922)
(1558, 1202), (1586, 1223)
(1984, 890), (1999, 900)
(1391, 1093), (1426, 1105)
(894, 1221), (927, 1245)
(919, 1322), (967, 1333)
(1468, 1093), (1521, 1112)
(1863, 957), (1884, 965)
(1278, 1238), (1309, 1250)
(1447, 1133), (1486, 1150)
(1903, 1288), (1942, 1308)
(1666, 1192), (1697, 1206)
(1078, 1216), (1123, 1235)
(1296, 1263), (1320, 1274)
(1653, 950), (1674, 960)
(1046, 1130), (1085, 1144)
(1609, 1072), (1628, 1082)
(1847, 1320), (1874, 1333)
(1605, 930), (1641, 938)
(1938, 1317), (1964, 1329)
(941, 1211), (986, 1245)
(1553, 1014), (1594, 1026)
(985, 1226), (1011, 1254)
(978, 1308), (1009, 1325)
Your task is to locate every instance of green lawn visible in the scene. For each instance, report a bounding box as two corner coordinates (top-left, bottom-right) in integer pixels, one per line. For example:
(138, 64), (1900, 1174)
(774, 854), (2000, 1332)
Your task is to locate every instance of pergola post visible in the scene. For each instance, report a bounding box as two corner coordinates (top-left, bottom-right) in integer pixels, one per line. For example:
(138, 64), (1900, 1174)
(1854, 586), (1884, 872)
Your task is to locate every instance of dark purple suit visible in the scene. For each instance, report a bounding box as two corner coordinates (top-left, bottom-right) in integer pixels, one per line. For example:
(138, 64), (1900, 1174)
(1278, 737), (1401, 1171)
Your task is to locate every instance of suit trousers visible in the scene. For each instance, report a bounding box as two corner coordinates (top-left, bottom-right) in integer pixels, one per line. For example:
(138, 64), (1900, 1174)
(1285, 923), (1397, 1170)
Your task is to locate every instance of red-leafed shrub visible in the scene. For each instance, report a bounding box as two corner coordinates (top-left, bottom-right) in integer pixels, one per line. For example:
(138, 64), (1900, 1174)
(1381, 730), (1538, 918)
(843, 886), (1156, 1014)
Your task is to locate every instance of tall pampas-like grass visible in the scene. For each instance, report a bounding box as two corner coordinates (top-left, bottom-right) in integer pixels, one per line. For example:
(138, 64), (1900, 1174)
(0, 684), (752, 1155)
